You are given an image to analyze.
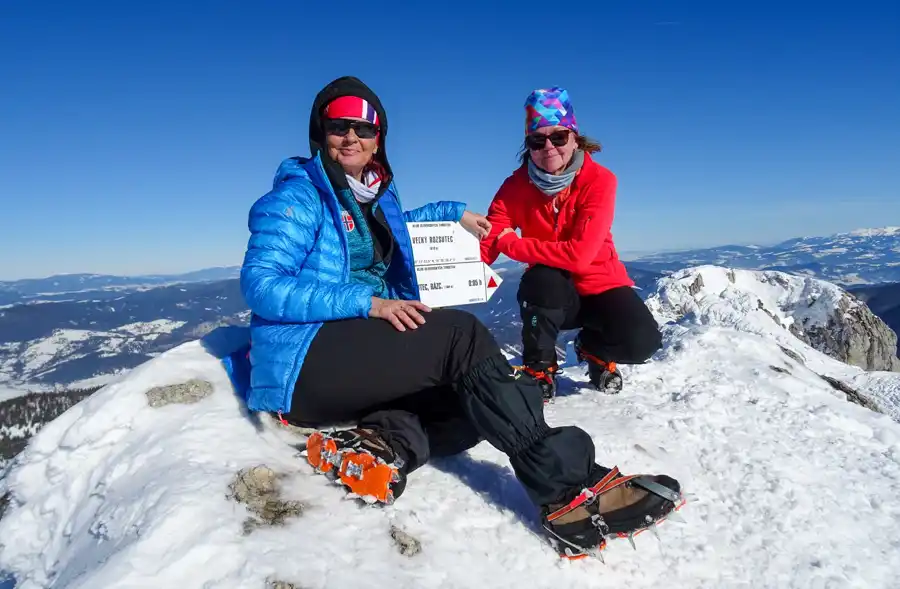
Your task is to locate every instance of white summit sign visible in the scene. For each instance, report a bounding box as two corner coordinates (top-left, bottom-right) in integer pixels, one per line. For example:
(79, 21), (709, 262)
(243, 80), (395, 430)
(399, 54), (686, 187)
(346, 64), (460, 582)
(407, 221), (503, 308)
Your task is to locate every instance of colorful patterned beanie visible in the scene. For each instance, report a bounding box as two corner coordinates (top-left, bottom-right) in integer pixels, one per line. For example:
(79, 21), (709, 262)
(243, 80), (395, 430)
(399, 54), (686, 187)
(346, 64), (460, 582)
(524, 87), (578, 134)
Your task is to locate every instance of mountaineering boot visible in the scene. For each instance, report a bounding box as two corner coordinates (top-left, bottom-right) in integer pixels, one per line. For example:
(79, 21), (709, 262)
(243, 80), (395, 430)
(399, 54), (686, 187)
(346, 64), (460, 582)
(518, 361), (560, 402)
(540, 466), (684, 559)
(305, 427), (407, 505)
(587, 361), (623, 394)
(575, 339), (623, 394)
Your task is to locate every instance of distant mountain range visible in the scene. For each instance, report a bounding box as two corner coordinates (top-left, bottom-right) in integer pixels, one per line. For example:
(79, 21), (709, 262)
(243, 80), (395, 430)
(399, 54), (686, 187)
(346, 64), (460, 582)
(0, 262), (660, 391)
(0, 267), (240, 307)
(1, 226), (898, 392)
(629, 227), (900, 285)
(0, 280), (249, 388)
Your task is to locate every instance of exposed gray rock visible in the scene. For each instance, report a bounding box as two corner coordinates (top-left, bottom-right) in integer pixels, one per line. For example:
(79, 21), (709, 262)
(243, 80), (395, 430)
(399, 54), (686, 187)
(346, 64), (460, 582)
(390, 525), (422, 557)
(758, 299), (784, 328)
(146, 379), (213, 408)
(267, 580), (305, 589)
(228, 466), (304, 535)
(770, 365), (791, 375)
(688, 273), (704, 296)
(0, 491), (10, 523)
(796, 295), (900, 372)
(818, 374), (883, 414)
(779, 345), (806, 365)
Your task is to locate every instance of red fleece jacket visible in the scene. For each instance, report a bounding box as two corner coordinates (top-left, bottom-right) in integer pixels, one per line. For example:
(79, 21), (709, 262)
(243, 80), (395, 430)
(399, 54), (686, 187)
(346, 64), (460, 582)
(480, 152), (634, 295)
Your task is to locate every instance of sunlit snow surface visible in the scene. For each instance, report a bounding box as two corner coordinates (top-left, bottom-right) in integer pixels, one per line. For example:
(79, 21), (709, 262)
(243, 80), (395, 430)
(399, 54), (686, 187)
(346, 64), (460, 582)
(2, 318), (900, 588)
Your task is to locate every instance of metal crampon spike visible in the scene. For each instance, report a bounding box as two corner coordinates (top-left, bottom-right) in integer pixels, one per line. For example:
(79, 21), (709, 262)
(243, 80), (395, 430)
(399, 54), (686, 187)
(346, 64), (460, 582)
(627, 533), (637, 550)
(667, 510), (687, 524)
(345, 462), (364, 479)
(649, 522), (661, 539)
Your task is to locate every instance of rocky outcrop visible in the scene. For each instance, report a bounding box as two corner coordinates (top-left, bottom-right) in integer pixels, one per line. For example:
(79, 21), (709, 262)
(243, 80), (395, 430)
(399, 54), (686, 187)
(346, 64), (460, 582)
(794, 295), (900, 372)
(390, 525), (422, 557)
(227, 465), (305, 535)
(146, 379), (213, 407)
(818, 374), (884, 413)
(648, 266), (900, 372)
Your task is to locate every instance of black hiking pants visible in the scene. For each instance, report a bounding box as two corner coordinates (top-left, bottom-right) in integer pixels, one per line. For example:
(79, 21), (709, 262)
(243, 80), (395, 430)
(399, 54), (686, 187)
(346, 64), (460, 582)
(517, 265), (662, 367)
(285, 308), (605, 507)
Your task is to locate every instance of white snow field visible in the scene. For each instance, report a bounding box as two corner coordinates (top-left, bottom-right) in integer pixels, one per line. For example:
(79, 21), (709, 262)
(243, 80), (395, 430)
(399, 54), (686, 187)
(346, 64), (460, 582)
(2, 319), (900, 587)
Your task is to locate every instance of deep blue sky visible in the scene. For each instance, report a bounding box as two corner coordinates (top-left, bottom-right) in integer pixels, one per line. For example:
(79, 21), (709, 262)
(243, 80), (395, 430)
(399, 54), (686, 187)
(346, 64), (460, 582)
(1, 1), (898, 280)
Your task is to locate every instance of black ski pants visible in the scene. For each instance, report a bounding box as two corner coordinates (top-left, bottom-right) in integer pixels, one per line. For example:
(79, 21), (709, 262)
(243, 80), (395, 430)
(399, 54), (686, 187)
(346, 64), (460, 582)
(517, 265), (662, 367)
(285, 308), (605, 507)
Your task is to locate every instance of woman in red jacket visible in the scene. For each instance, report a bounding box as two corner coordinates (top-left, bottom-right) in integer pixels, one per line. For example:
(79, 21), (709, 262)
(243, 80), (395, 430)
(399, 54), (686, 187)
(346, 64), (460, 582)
(481, 87), (661, 398)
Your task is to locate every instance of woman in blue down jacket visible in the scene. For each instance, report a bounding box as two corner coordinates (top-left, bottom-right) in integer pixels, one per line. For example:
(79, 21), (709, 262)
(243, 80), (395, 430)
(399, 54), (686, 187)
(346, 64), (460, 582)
(237, 76), (682, 558)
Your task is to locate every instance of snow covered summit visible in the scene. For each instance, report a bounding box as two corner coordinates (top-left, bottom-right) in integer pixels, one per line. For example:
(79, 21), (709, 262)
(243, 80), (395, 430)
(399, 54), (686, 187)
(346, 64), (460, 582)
(3, 273), (900, 587)
(647, 265), (900, 372)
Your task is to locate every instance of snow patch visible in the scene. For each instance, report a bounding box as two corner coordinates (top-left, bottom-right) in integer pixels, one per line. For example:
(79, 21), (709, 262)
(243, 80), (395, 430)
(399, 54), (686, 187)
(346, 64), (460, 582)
(113, 319), (186, 337)
(814, 247), (849, 256)
(0, 386), (27, 403)
(21, 330), (97, 374)
(1, 323), (900, 587)
(66, 372), (127, 391)
(847, 227), (900, 237)
(851, 372), (900, 422)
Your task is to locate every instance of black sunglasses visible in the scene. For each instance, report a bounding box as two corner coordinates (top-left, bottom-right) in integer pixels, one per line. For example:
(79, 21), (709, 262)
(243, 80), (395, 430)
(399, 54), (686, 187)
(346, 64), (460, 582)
(324, 118), (380, 139)
(525, 130), (572, 150)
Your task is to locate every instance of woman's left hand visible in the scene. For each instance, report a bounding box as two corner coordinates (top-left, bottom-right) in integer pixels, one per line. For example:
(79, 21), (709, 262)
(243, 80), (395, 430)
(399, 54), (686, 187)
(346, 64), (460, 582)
(460, 211), (492, 240)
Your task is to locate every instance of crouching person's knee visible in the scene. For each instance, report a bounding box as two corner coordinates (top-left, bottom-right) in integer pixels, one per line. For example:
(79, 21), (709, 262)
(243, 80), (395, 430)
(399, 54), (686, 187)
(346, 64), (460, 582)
(517, 265), (577, 309)
(628, 319), (662, 363)
(431, 308), (498, 363)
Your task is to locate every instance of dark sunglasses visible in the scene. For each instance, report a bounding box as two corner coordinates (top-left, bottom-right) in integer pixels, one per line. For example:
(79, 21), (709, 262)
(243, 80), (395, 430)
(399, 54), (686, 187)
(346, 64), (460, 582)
(525, 130), (572, 150)
(324, 118), (380, 139)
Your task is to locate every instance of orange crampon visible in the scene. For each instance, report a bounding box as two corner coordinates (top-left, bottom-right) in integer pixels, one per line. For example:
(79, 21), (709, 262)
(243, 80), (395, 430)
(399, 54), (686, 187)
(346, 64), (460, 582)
(305, 430), (403, 505)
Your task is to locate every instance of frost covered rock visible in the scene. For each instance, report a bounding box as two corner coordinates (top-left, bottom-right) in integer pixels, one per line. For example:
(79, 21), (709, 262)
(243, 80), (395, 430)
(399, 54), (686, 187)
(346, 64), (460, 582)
(267, 581), (302, 589)
(390, 525), (422, 557)
(647, 265), (900, 372)
(145, 378), (213, 407)
(228, 465), (304, 535)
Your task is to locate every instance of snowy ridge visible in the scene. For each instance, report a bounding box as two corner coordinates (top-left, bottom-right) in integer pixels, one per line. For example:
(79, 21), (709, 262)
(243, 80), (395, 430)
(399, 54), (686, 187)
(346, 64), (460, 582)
(647, 266), (900, 372)
(847, 227), (900, 237)
(3, 316), (900, 586)
(647, 266), (848, 334)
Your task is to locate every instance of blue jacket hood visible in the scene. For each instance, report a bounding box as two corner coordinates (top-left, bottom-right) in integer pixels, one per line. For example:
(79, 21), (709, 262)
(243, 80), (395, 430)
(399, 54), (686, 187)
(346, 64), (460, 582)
(272, 155), (333, 196)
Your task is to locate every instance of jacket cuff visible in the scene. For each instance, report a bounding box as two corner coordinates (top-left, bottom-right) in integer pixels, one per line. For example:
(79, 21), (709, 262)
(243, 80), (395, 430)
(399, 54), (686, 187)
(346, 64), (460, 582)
(452, 202), (466, 222)
(497, 231), (519, 254)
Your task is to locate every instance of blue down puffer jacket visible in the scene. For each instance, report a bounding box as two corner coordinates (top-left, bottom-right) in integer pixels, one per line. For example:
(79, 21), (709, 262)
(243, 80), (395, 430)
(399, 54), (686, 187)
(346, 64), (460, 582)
(234, 154), (465, 414)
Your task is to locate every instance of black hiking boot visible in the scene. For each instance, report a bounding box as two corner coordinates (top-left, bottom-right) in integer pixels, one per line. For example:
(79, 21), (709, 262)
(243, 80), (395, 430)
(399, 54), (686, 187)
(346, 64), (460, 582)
(518, 361), (560, 402)
(541, 466), (684, 559)
(305, 427), (407, 505)
(587, 361), (623, 394)
(575, 339), (623, 394)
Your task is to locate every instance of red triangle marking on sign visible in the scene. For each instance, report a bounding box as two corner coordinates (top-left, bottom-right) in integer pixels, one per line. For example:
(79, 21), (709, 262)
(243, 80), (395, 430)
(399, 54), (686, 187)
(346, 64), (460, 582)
(487, 277), (498, 289)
